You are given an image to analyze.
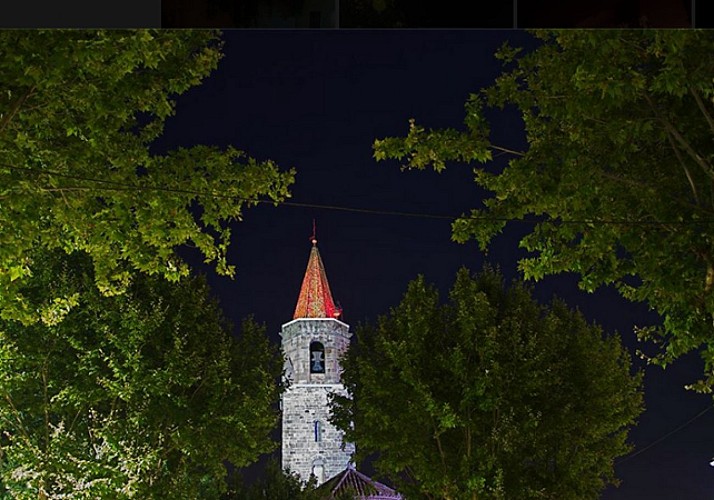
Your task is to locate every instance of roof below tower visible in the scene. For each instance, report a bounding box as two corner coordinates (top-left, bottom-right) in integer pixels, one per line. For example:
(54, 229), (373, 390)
(317, 466), (402, 500)
(293, 240), (341, 319)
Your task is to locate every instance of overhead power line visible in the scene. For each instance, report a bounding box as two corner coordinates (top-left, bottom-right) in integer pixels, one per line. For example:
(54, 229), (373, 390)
(616, 404), (714, 465)
(5, 163), (714, 226)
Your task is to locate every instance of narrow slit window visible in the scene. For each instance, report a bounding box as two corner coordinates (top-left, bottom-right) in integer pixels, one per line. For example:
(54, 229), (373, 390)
(314, 420), (322, 442)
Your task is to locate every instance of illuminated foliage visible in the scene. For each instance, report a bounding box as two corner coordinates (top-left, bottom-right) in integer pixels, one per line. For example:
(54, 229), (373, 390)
(332, 268), (643, 499)
(0, 30), (295, 324)
(0, 251), (282, 498)
(373, 30), (714, 391)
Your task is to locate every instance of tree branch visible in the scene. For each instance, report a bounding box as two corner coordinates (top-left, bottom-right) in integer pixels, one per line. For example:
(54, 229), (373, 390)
(689, 86), (714, 137)
(596, 169), (712, 216)
(67, 406), (84, 436)
(41, 355), (50, 455)
(2, 392), (33, 447)
(465, 424), (471, 459)
(430, 413), (451, 494)
(0, 87), (35, 134)
(665, 130), (700, 205)
(644, 93), (714, 179)
(490, 144), (525, 157)
(434, 429), (448, 473)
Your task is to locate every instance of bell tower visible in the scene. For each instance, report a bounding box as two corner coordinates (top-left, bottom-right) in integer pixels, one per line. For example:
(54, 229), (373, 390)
(280, 237), (354, 485)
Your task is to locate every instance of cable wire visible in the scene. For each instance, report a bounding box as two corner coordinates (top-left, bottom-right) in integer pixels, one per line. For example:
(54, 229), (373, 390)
(5, 163), (714, 226)
(616, 404), (714, 465)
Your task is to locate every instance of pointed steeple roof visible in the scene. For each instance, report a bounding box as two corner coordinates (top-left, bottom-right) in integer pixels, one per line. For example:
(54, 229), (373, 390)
(293, 238), (341, 319)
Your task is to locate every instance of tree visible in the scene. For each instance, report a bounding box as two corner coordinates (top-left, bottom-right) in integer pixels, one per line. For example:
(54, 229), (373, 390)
(0, 30), (295, 324)
(224, 458), (321, 500)
(331, 268), (643, 499)
(0, 250), (282, 498)
(373, 30), (714, 391)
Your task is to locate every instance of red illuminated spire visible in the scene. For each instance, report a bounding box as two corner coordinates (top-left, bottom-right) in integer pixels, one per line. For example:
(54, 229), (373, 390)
(293, 229), (341, 320)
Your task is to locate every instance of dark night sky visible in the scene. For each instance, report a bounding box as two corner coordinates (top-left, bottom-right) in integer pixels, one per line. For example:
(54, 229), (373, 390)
(152, 30), (714, 498)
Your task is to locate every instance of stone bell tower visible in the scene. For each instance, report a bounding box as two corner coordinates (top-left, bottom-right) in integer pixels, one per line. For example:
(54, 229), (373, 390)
(280, 237), (354, 485)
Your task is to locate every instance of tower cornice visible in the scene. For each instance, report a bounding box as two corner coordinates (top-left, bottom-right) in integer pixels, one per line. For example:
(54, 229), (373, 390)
(280, 317), (351, 340)
(281, 317), (350, 330)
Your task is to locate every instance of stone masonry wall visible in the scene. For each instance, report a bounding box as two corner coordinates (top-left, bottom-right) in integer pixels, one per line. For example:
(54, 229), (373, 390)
(280, 318), (354, 485)
(281, 385), (354, 484)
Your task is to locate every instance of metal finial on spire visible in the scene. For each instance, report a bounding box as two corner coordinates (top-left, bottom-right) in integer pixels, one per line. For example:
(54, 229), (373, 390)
(310, 219), (317, 245)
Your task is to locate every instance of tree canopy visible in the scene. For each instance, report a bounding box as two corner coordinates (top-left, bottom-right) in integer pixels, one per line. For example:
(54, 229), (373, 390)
(373, 30), (714, 391)
(0, 30), (294, 324)
(0, 251), (282, 499)
(331, 267), (643, 499)
(224, 458), (321, 500)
